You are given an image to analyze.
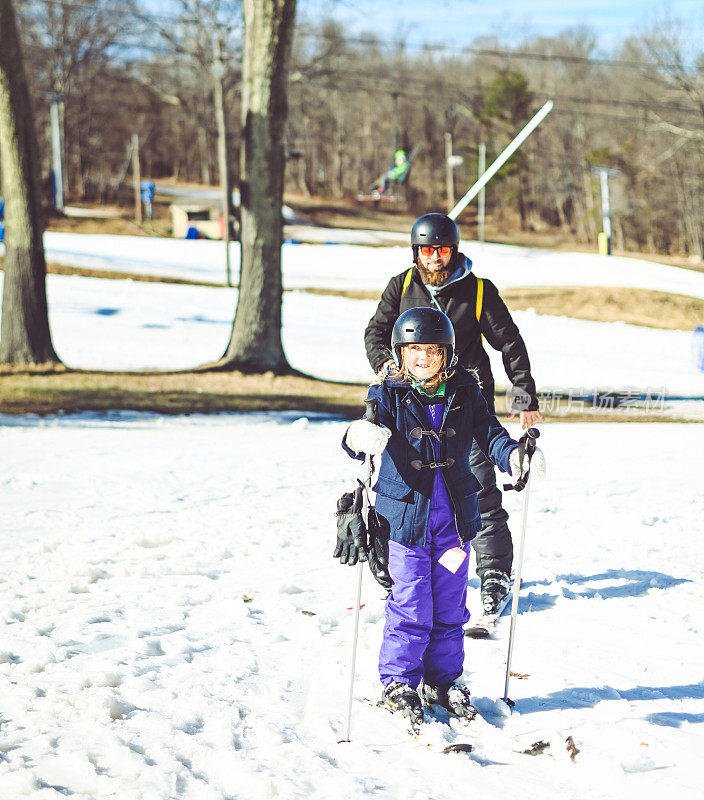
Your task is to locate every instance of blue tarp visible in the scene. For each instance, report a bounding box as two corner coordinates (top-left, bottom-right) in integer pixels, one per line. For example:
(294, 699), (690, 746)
(693, 326), (704, 372)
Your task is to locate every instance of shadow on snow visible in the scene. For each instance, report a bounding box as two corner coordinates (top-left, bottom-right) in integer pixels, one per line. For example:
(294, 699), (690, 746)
(516, 569), (690, 611)
(515, 681), (704, 722)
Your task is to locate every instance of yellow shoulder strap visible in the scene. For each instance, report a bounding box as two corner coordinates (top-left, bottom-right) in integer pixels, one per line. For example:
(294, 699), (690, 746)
(475, 277), (483, 323)
(475, 277), (484, 341)
(401, 268), (414, 297)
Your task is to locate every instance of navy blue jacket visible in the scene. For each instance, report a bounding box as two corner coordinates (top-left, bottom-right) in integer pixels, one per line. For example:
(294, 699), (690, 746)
(344, 365), (518, 546)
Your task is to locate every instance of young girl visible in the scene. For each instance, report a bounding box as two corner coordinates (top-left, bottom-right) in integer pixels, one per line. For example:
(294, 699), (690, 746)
(343, 307), (542, 727)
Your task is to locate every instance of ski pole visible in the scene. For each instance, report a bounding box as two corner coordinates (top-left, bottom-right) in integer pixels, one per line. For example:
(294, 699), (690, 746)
(502, 427), (539, 707)
(340, 398), (377, 743)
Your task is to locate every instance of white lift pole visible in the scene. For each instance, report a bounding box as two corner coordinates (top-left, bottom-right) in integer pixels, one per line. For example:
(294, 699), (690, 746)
(49, 94), (64, 211)
(478, 141), (486, 245)
(591, 166), (621, 255)
(448, 100), (554, 222)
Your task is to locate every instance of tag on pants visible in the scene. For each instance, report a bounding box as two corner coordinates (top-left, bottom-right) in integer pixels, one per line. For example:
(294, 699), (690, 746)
(438, 546), (467, 574)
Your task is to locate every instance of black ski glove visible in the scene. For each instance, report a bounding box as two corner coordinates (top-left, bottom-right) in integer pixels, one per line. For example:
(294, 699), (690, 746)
(334, 486), (368, 566)
(367, 510), (392, 590)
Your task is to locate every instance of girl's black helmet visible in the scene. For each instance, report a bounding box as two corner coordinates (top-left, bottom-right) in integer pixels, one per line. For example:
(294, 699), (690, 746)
(391, 307), (455, 366)
(411, 213), (460, 247)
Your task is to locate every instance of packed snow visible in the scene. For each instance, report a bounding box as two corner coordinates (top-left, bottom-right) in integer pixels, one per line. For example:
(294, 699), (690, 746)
(1, 233), (703, 796)
(1, 414), (702, 799)
(20, 231), (704, 300)
(3, 232), (704, 397)
(39, 274), (703, 398)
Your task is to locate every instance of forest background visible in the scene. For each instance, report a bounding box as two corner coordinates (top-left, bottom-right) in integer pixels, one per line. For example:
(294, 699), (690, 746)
(11, 0), (704, 261)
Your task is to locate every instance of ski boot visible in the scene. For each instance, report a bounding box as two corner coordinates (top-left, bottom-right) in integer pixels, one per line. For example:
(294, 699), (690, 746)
(382, 681), (423, 731)
(422, 681), (477, 720)
(480, 569), (510, 616)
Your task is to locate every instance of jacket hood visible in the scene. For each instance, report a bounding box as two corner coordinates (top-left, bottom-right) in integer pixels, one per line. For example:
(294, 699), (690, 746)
(424, 252), (473, 293)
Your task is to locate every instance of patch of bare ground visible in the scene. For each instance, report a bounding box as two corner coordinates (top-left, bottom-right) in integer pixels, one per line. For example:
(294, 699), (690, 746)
(0, 367), (699, 421)
(501, 286), (704, 331)
(44, 262), (223, 287)
(0, 368), (368, 417)
(303, 286), (704, 331)
(43, 205), (174, 237)
(45, 211), (148, 236)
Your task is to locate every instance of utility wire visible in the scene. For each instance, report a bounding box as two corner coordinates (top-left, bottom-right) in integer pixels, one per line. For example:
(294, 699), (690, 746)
(18, 0), (217, 25)
(291, 66), (703, 118)
(293, 27), (702, 72)
(23, 0), (701, 71)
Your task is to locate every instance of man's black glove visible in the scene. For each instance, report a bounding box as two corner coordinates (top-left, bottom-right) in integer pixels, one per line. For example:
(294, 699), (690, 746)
(367, 510), (392, 590)
(334, 486), (368, 566)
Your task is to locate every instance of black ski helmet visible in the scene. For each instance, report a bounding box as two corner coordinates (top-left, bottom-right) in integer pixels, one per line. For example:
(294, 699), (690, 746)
(391, 307), (455, 367)
(411, 213), (459, 247)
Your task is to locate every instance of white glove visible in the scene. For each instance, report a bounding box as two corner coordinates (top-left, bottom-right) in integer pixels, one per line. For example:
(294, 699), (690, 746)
(509, 446), (546, 480)
(345, 420), (391, 456)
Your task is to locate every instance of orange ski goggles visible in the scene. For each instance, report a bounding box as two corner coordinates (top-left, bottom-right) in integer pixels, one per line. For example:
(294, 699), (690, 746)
(418, 245), (453, 257)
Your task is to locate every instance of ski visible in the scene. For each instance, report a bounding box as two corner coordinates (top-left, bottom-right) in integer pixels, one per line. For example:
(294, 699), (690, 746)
(464, 590), (512, 639)
(362, 699), (475, 753)
(358, 697), (554, 758)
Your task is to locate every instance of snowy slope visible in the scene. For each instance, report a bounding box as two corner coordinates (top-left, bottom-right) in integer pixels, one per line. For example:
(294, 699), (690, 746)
(3, 233), (704, 395)
(28, 273), (704, 396)
(15, 231), (704, 300)
(4, 232), (704, 395)
(1, 415), (702, 799)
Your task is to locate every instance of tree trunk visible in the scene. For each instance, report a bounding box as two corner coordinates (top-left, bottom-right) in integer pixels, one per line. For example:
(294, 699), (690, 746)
(517, 174), (528, 230)
(331, 89), (343, 198)
(218, 0), (296, 373)
(0, 0), (60, 365)
(198, 126), (212, 186)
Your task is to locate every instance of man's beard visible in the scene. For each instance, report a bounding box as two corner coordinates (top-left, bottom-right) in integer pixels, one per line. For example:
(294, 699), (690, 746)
(416, 262), (452, 286)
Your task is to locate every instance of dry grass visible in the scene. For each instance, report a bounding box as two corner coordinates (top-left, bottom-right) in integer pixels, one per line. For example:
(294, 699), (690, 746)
(0, 367), (369, 417)
(44, 262), (224, 287)
(305, 285), (704, 332)
(501, 286), (704, 331)
(0, 366), (698, 421)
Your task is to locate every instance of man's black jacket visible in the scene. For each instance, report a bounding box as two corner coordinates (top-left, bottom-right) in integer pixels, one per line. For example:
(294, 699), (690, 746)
(364, 255), (538, 412)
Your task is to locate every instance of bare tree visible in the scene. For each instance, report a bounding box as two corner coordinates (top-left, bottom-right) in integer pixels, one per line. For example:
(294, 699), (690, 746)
(9, 7), (704, 262)
(219, 0), (296, 373)
(132, 0), (243, 188)
(639, 21), (704, 259)
(18, 0), (133, 198)
(0, 0), (59, 365)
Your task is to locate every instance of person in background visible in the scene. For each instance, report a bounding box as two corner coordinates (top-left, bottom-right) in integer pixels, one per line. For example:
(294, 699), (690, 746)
(374, 149), (411, 196)
(364, 213), (543, 617)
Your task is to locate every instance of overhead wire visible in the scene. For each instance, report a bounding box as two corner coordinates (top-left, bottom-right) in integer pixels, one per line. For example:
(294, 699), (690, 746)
(22, 0), (701, 71)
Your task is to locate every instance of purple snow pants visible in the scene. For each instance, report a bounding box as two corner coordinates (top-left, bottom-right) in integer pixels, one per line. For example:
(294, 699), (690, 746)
(378, 401), (471, 689)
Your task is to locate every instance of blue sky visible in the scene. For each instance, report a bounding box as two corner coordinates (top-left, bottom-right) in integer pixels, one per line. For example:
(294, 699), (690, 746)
(298, 0), (704, 55)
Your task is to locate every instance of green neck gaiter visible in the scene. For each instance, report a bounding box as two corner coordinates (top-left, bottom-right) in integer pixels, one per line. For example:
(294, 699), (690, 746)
(410, 379), (447, 398)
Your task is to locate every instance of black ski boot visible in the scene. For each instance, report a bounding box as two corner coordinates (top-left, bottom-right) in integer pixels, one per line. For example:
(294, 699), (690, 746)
(480, 569), (510, 615)
(382, 681), (423, 730)
(422, 681), (477, 720)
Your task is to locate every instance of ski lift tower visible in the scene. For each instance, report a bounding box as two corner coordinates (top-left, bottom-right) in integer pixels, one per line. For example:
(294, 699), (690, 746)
(48, 92), (65, 211)
(591, 166), (620, 256)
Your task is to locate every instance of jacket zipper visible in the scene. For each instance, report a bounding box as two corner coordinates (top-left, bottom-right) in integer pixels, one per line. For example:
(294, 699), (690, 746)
(430, 398), (465, 547)
(439, 393), (466, 545)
